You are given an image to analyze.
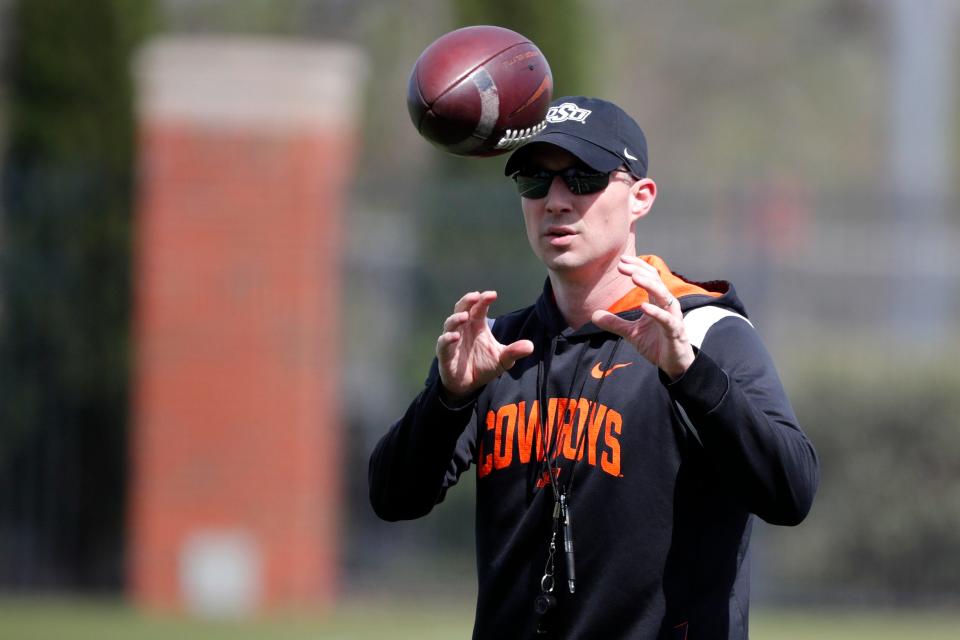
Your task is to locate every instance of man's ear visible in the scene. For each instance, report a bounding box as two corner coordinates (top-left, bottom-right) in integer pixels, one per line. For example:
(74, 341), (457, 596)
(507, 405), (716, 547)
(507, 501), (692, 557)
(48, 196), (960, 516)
(629, 178), (657, 222)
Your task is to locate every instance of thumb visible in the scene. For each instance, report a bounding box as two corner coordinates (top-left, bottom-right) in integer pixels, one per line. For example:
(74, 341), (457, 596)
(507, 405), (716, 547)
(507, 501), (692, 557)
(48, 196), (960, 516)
(500, 339), (535, 371)
(591, 310), (633, 338)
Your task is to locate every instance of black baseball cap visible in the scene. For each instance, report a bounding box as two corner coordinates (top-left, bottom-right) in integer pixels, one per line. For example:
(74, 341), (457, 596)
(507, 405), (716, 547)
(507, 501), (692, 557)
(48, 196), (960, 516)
(503, 96), (648, 179)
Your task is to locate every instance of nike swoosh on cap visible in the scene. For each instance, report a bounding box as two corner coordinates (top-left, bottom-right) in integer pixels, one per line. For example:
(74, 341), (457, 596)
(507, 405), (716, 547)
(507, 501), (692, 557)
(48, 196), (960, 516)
(624, 148), (638, 161)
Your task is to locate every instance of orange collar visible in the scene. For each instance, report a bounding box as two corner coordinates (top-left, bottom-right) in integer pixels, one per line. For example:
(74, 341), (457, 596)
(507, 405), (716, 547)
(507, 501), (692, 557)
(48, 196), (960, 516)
(606, 255), (722, 314)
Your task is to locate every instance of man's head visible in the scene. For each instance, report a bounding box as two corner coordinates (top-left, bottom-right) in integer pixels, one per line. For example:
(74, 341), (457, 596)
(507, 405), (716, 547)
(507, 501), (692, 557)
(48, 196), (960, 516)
(504, 96), (649, 180)
(503, 97), (656, 279)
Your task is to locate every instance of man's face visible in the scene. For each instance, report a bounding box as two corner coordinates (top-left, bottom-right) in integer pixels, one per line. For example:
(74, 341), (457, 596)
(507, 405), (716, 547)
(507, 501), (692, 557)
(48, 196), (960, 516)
(519, 146), (638, 279)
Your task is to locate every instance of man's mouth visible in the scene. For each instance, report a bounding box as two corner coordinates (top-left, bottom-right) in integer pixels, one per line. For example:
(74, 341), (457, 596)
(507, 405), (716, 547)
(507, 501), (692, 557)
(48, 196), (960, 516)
(545, 225), (576, 238)
(545, 226), (576, 247)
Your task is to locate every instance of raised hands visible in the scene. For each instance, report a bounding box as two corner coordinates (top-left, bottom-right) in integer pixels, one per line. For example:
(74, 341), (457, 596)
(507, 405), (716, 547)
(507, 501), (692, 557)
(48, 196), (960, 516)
(437, 291), (535, 401)
(591, 255), (695, 380)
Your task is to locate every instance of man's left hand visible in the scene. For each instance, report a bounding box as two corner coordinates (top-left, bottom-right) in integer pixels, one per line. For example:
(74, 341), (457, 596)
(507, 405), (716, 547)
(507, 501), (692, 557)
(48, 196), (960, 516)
(591, 255), (695, 380)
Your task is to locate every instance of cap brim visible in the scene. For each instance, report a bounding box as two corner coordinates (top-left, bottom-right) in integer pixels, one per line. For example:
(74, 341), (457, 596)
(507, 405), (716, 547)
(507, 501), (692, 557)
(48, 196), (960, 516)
(503, 132), (623, 176)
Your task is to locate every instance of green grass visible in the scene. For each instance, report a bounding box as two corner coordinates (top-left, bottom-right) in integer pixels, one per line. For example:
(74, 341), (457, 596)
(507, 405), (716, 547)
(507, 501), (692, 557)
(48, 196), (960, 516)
(0, 597), (473, 640)
(751, 608), (960, 639)
(1, 597), (959, 639)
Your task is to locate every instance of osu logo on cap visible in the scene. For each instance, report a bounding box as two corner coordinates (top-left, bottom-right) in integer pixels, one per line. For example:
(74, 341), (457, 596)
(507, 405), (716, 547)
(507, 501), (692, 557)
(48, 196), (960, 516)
(546, 103), (592, 124)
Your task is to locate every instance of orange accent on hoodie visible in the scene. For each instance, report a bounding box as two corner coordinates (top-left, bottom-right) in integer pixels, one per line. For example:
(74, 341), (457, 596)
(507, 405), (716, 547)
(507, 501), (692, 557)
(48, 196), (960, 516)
(606, 255), (722, 315)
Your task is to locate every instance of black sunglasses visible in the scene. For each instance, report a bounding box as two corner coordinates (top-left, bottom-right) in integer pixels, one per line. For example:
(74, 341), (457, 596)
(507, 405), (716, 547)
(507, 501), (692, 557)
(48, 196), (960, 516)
(512, 167), (614, 199)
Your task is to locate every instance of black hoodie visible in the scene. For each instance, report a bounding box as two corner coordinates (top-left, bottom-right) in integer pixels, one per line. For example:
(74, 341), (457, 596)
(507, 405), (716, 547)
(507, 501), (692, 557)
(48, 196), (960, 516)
(369, 256), (819, 639)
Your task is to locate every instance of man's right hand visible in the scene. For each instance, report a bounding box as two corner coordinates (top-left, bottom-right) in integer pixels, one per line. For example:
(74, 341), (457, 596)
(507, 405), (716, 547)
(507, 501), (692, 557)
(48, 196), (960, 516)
(436, 290), (535, 402)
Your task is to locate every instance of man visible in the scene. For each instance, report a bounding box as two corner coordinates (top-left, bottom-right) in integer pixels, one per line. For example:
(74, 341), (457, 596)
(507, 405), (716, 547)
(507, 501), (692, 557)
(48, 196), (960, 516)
(369, 96), (819, 639)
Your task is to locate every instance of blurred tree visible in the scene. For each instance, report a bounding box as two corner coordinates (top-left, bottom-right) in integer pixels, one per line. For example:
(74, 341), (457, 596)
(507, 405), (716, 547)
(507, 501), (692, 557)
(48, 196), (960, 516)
(0, 0), (153, 589)
(767, 343), (960, 604)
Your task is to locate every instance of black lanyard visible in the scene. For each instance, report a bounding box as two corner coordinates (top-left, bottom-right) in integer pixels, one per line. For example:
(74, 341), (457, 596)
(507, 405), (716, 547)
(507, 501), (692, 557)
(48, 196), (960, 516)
(535, 335), (623, 614)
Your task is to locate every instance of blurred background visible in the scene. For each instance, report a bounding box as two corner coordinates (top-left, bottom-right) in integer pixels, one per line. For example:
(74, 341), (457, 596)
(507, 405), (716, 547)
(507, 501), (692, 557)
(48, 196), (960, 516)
(0, 0), (959, 638)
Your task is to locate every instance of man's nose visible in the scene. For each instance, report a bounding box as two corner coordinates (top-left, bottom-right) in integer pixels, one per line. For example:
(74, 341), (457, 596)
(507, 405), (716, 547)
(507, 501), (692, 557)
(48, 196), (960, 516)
(544, 177), (574, 213)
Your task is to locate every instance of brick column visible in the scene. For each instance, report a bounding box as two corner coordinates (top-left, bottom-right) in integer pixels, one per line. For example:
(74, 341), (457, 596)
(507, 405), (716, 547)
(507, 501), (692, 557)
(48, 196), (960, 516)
(129, 37), (365, 615)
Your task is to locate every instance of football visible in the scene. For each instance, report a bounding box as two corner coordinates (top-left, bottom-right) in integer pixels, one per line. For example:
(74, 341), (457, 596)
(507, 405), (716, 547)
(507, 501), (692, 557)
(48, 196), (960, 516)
(407, 25), (553, 157)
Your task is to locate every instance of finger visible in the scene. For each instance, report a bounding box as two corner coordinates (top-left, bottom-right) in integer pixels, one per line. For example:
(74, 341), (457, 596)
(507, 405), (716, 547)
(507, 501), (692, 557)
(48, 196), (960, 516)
(620, 254), (657, 271)
(453, 291), (482, 313)
(619, 261), (662, 285)
(617, 263), (662, 288)
(639, 302), (681, 329)
(661, 296), (680, 315)
(443, 311), (469, 332)
(619, 254), (643, 265)
(625, 272), (674, 307)
(500, 339), (535, 371)
(437, 331), (461, 347)
(470, 290), (498, 321)
(591, 309), (636, 338)
(632, 278), (679, 315)
(436, 331), (461, 356)
(617, 258), (639, 274)
(620, 255), (660, 280)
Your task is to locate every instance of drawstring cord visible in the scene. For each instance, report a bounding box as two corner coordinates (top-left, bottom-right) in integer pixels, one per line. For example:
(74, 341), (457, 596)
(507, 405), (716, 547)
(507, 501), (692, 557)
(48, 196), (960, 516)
(564, 337), (623, 499)
(535, 332), (624, 610)
(535, 335), (623, 500)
